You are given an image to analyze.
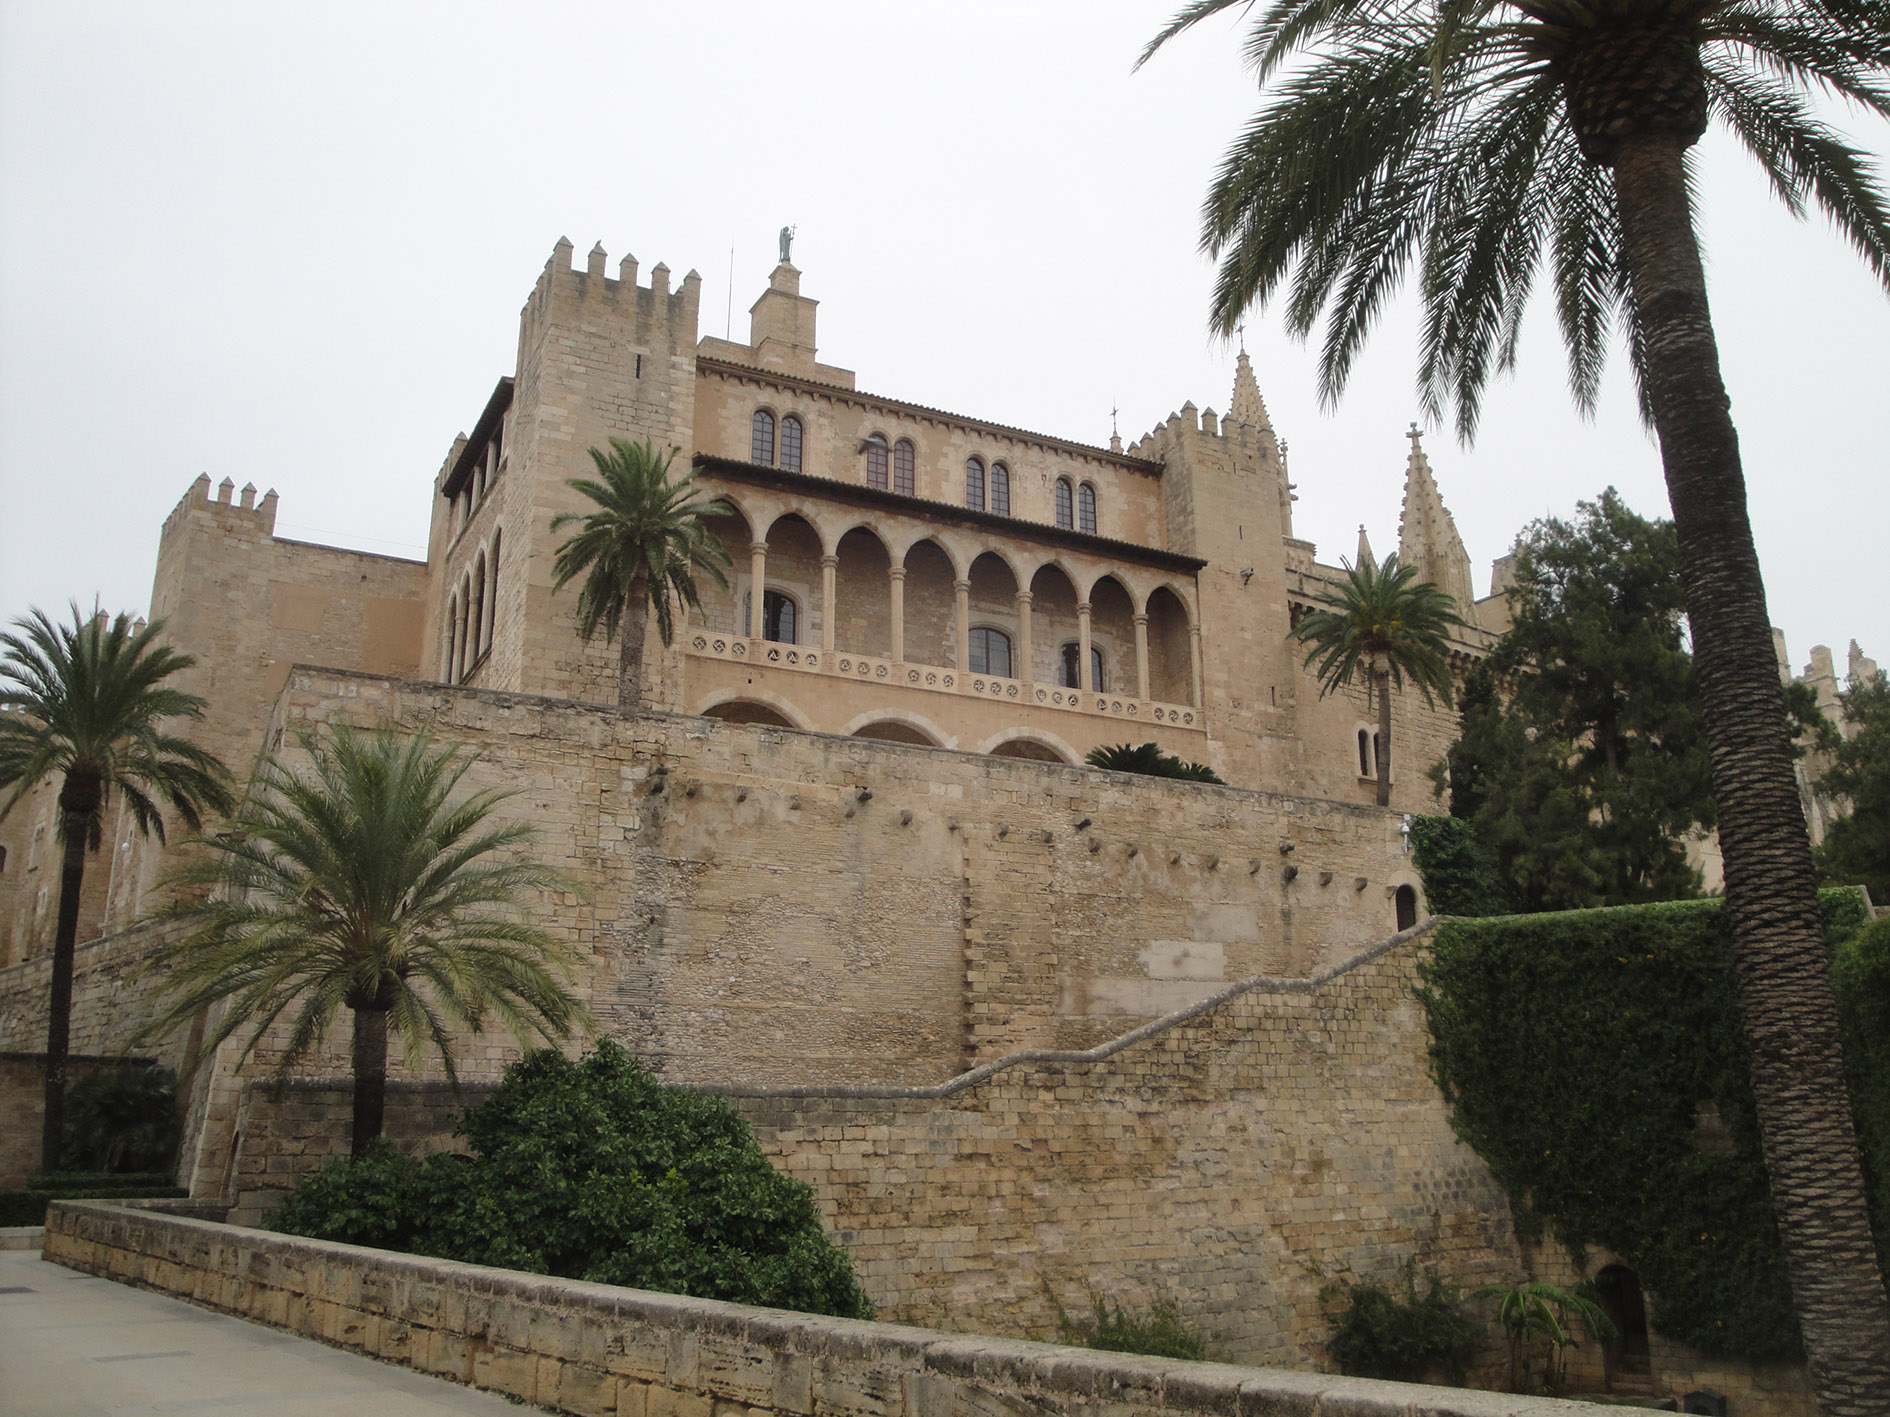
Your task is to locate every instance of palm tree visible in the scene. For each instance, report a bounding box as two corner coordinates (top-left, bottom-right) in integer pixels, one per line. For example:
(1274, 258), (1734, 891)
(0, 606), (233, 1175)
(1142, 1), (1890, 1399)
(1290, 554), (1467, 807)
(550, 438), (733, 714)
(144, 725), (585, 1157)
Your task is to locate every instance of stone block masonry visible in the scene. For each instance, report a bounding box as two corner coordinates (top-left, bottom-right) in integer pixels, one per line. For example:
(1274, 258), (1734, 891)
(44, 1199), (1622, 1417)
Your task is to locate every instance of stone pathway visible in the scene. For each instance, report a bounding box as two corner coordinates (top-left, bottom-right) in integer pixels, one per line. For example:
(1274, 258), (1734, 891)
(0, 1249), (534, 1415)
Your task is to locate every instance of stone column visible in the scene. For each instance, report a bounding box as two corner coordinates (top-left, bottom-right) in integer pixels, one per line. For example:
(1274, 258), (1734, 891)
(1014, 589), (1034, 683)
(748, 540), (768, 639)
(820, 554), (838, 658)
(954, 579), (971, 680)
(1077, 601), (1094, 692)
(1189, 624), (1203, 707)
(888, 566), (907, 663)
(1134, 612), (1150, 701)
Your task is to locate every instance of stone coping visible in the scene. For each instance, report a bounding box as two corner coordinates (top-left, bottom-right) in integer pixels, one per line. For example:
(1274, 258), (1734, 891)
(43, 1199), (1616, 1417)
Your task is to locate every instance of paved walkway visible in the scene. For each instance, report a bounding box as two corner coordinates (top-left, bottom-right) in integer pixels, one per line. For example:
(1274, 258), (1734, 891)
(0, 1249), (533, 1415)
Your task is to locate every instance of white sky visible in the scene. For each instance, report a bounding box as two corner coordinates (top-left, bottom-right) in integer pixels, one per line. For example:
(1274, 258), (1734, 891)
(2, 2), (1885, 677)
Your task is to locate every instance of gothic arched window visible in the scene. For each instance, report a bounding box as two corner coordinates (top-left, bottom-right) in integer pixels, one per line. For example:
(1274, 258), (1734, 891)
(1078, 482), (1098, 534)
(990, 462), (1011, 516)
(751, 409), (776, 465)
(965, 456), (986, 511)
(864, 434), (889, 490)
(968, 626), (1012, 678)
(893, 438), (916, 496)
(780, 415), (804, 473)
(1054, 477), (1074, 529)
(1060, 642), (1104, 691)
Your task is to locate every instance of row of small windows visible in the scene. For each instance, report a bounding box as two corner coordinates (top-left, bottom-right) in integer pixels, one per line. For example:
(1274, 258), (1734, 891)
(746, 596), (1106, 689)
(747, 409), (1096, 534)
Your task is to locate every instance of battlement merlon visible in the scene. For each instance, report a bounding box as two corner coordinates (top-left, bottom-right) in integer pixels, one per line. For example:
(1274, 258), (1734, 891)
(516, 237), (703, 363)
(160, 473), (280, 542)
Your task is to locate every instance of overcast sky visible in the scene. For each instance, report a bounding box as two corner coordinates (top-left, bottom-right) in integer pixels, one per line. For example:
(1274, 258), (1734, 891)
(2, 2), (1885, 678)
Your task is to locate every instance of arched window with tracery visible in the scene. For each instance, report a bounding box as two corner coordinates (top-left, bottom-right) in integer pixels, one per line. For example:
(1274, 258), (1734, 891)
(990, 462), (1011, 516)
(751, 410), (776, 465)
(1054, 477), (1074, 529)
(864, 434), (889, 489)
(893, 438), (916, 496)
(780, 415), (804, 472)
(965, 456), (986, 510)
(968, 626), (1012, 677)
(743, 589), (798, 644)
(1078, 482), (1098, 534)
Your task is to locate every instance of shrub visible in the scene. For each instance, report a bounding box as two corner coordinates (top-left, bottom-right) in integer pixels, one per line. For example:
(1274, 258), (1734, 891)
(269, 1041), (873, 1320)
(1323, 1265), (1481, 1383)
(1418, 890), (1884, 1360)
(1408, 816), (1512, 917)
(60, 1066), (178, 1174)
(1056, 1293), (1206, 1360)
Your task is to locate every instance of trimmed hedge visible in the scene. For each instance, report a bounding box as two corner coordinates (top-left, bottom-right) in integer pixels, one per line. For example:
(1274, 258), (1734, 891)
(1418, 889), (1884, 1360)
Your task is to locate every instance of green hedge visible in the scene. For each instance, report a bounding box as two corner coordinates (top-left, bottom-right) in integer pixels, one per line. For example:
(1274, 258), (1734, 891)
(1409, 815), (1513, 917)
(1417, 889), (1884, 1360)
(0, 1187), (186, 1227)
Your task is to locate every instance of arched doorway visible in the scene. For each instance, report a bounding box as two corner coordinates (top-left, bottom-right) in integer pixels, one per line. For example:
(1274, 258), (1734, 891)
(1395, 883), (1419, 931)
(1594, 1265), (1653, 1383)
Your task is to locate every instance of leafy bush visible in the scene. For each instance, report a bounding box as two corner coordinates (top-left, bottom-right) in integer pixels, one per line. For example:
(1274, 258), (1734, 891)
(60, 1066), (178, 1174)
(1056, 1293), (1206, 1360)
(1418, 891), (1884, 1360)
(1409, 816), (1513, 917)
(1323, 1265), (1481, 1382)
(1084, 742), (1225, 784)
(269, 1041), (872, 1320)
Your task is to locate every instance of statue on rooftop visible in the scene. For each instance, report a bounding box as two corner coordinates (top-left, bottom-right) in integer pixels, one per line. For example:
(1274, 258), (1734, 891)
(779, 225), (796, 264)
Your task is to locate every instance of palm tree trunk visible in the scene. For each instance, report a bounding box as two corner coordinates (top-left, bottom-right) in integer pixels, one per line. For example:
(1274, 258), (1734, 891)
(40, 807), (91, 1174)
(617, 570), (649, 716)
(1613, 131), (1890, 1409)
(350, 1002), (389, 1157)
(1373, 656), (1393, 808)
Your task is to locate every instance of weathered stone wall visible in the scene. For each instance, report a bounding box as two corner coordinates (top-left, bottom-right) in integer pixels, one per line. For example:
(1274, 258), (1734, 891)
(44, 1199), (1623, 1417)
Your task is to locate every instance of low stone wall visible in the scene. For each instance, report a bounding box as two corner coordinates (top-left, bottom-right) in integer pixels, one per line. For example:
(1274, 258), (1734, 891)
(44, 1199), (1617, 1417)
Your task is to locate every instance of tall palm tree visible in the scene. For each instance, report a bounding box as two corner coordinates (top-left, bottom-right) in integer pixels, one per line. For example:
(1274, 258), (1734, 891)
(0, 606), (233, 1174)
(1290, 554), (1467, 807)
(1143, 1), (1890, 1401)
(550, 438), (733, 715)
(144, 725), (585, 1157)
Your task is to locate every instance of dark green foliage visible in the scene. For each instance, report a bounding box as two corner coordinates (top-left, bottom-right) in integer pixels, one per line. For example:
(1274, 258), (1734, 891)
(1084, 742), (1224, 784)
(1418, 892), (1886, 1359)
(1408, 816), (1512, 917)
(0, 1182), (187, 1227)
(268, 1041), (872, 1320)
(60, 1066), (177, 1174)
(1830, 912), (1890, 1269)
(1817, 671), (1890, 904)
(1323, 1265), (1481, 1383)
(26, 1171), (174, 1190)
(1440, 493), (1715, 912)
(1056, 1293), (1206, 1361)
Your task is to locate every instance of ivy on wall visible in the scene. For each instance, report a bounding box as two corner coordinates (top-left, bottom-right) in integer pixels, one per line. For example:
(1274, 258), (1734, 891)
(1417, 890), (1882, 1361)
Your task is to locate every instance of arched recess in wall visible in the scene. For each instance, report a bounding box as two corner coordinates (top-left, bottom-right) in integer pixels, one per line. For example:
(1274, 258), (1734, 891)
(1087, 575), (1136, 695)
(699, 695), (804, 729)
(1394, 883), (1419, 932)
(851, 718), (943, 747)
(760, 513), (823, 644)
(833, 525), (892, 658)
(902, 539), (957, 668)
(443, 593), (460, 680)
(695, 504), (754, 637)
(966, 551), (1019, 676)
(1145, 585), (1193, 705)
(1027, 562), (1079, 688)
(986, 733), (1073, 764)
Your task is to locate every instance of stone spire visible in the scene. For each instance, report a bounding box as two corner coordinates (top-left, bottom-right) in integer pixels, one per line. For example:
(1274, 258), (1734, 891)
(1396, 424), (1476, 610)
(1356, 524), (1376, 571)
(1229, 350), (1271, 430)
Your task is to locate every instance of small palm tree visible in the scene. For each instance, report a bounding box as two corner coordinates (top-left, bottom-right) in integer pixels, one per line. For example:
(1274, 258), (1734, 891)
(1084, 742), (1226, 784)
(1290, 554), (1467, 807)
(0, 606), (233, 1174)
(550, 438), (733, 714)
(144, 725), (585, 1156)
(1476, 1280), (1617, 1395)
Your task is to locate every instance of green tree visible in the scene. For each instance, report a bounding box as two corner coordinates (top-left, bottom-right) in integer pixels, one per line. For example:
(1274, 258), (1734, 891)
(550, 438), (733, 714)
(144, 725), (584, 1156)
(1084, 741), (1226, 783)
(0, 606), (233, 1174)
(1816, 670), (1890, 904)
(1445, 492), (1716, 909)
(1289, 553), (1467, 807)
(1143, 2), (1890, 1396)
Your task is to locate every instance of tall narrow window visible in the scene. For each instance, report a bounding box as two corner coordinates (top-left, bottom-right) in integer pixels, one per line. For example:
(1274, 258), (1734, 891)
(780, 415), (804, 472)
(1078, 482), (1098, 534)
(744, 590), (798, 644)
(965, 456), (986, 510)
(1059, 643), (1105, 691)
(864, 434), (889, 489)
(893, 438), (916, 496)
(968, 627), (1013, 678)
(444, 596), (459, 680)
(990, 462), (1011, 516)
(1358, 729), (1372, 776)
(1054, 478), (1074, 529)
(470, 554), (487, 665)
(485, 529), (501, 656)
(751, 410), (777, 465)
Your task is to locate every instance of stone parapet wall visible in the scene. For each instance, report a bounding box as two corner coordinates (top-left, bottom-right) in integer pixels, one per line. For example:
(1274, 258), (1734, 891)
(43, 1199), (1620, 1417)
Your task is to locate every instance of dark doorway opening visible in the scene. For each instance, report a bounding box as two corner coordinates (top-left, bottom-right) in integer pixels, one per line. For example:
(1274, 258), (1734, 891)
(1394, 884), (1418, 931)
(1594, 1264), (1653, 1381)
